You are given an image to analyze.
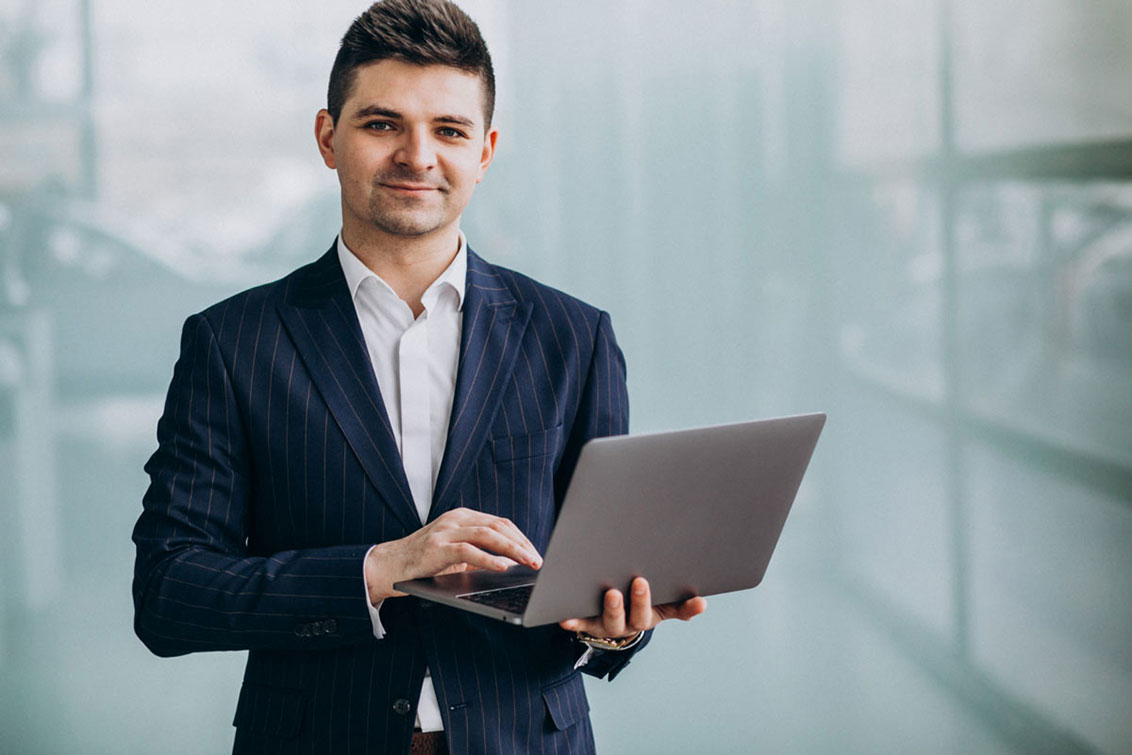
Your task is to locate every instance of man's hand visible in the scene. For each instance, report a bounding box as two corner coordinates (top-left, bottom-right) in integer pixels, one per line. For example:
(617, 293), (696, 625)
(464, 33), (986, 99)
(365, 508), (542, 604)
(558, 577), (706, 639)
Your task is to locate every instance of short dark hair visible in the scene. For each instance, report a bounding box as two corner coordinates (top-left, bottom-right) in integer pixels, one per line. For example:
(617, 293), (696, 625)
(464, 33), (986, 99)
(327, 0), (495, 128)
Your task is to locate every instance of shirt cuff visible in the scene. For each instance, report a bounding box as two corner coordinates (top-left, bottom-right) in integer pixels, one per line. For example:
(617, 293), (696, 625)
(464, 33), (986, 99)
(363, 544), (387, 639)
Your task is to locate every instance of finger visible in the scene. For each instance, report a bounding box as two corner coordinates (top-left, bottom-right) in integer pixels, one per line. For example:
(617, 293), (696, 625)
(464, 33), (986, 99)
(600, 589), (627, 637)
(445, 541), (516, 572)
(483, 519), (542, 568)
(656, 595), (708, 622)
(558, 617), (605, 633)
(683, 596), (708, 618)
(434, 562), (471, 576)
(671, 596), (707, 621)
(441, 511), (542, 568)
(627, 577), (652, 632)
(474, 510), (529, 540)
(448, 508), (528, 545)
(492, 520), (543, 569)
(457, 525), (541, 569)
(559, 589), (628, 637)
(440, 508), (525, 546)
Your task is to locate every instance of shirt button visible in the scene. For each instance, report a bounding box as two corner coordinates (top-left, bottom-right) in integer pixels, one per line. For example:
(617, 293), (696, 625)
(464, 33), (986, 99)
(392, 698), (412, 716)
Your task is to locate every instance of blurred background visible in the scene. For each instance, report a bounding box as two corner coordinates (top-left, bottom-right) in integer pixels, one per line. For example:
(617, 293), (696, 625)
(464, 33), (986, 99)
(1, 0), (1130, 752)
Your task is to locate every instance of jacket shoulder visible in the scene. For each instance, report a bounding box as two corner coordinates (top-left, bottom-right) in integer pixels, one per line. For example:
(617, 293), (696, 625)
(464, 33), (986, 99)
(478, 259), (606, 328)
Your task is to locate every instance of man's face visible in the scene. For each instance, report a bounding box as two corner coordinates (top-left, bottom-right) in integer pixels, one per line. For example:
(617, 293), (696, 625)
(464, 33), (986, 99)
(316, 59), (496, 243)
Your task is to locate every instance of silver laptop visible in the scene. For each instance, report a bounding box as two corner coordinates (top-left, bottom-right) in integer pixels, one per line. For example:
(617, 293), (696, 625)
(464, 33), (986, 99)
(394, 412), (826, 627)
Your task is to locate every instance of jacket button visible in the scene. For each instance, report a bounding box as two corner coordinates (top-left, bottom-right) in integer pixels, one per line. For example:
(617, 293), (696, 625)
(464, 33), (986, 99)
(392, 698), (412, 716)
(324, 619), (337, 634)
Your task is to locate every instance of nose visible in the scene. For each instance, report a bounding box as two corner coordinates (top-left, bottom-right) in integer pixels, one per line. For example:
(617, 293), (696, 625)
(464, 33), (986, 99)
(393, 127), (436, 173)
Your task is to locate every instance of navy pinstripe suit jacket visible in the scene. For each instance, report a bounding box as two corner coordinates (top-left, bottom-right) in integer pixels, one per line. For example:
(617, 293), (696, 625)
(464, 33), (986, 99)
(132, 243), (650, 754)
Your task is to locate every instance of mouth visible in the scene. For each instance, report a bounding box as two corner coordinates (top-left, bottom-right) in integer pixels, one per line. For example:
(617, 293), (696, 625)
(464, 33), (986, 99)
(381, 183), (440, 194)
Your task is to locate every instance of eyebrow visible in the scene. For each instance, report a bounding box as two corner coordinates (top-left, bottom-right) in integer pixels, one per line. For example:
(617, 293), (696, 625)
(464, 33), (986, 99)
(351, 105), (476, 129)
(351, 105), (400, 121)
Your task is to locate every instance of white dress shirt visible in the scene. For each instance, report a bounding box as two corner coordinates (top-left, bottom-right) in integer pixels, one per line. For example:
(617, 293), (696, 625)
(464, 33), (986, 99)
(337, 232), (465, 732)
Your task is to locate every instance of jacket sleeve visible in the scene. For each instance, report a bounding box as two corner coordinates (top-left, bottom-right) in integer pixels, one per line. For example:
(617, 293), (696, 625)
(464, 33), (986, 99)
(555, 309), (653, 681)
(131, 313), (374, 657)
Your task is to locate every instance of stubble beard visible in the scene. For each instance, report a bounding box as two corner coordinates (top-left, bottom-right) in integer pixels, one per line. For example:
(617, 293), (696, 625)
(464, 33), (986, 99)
(365, 172), (450, 238)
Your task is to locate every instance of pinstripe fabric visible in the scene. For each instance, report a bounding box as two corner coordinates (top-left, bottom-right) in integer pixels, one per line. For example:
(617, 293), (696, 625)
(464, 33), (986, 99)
(133, 242), (649, 754)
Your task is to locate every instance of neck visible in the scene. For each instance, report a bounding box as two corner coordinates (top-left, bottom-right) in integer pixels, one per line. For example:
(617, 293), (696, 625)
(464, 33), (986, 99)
(341, 223), (460, 317)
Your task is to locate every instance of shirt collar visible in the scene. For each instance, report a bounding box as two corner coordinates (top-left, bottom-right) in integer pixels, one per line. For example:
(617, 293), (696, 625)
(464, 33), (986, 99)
(336, 231), (467, 312)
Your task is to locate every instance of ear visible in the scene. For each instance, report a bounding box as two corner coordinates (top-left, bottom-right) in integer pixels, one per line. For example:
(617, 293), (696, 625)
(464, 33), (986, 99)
(475, 127), (498, 184)
(315, 109), (337, 170)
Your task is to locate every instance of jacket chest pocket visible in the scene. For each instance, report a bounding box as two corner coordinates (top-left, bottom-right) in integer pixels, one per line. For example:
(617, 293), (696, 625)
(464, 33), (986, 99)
(480, 426), (563, 549)
(491, 425), (563, 463)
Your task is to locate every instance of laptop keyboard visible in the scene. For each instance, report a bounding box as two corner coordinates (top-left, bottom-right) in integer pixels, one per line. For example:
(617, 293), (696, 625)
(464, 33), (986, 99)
(459, 584), (534, 614)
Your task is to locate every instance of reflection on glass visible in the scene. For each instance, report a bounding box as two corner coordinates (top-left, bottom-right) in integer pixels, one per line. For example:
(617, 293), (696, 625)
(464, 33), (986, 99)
(835, 181), (944, 401)
(834, 390), (956, 637)
(0, 0), (1130, 753)
(834, 0), (940, 164)
(956, 182), (1132, 467)
(966, 441), (1132, 754)
(953, 0), (1132, 151)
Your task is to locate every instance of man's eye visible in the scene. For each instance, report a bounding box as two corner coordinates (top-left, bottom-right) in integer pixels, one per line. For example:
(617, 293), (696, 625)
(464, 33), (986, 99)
(365, 121), (394, 131)
(438, 127), (466, 139)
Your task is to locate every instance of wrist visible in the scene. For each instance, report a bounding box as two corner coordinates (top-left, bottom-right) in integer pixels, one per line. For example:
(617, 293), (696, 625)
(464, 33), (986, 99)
(364, 542), (403, 603)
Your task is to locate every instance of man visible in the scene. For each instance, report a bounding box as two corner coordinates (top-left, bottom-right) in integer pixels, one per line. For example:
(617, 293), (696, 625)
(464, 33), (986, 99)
(132, 1), (704, 753)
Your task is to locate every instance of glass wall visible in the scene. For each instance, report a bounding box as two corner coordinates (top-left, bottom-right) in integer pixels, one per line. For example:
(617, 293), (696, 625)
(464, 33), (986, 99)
(1, 1), (1129, 752)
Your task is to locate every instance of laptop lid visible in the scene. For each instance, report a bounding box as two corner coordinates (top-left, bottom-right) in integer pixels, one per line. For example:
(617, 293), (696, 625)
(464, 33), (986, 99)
(395, 412), (826, 627)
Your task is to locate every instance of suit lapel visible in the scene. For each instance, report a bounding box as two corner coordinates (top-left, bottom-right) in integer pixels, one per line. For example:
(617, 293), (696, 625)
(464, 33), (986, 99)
(432, 249), (533, 519)
(276, 245), (421, 532)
